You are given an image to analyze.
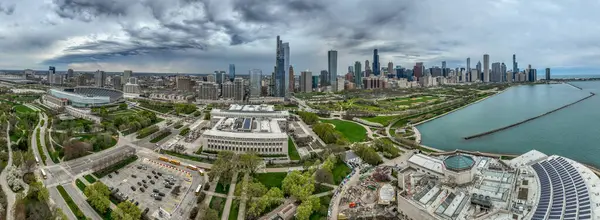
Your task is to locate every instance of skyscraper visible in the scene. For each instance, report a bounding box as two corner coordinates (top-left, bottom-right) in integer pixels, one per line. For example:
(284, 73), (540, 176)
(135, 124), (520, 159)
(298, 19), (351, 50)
(365, 60), (371, 77)
(67, 69), (74, 79)
(215, 71), (225, 85)
(283, 42), (290, 96)
(512, 54), (518, 74)
(354, 61), (362, 88)
(413, 62), (424, 79)
(288, 65), (294, 93)
(123, 70), (132, 85)
(48, 66), (55, 84)
(545, 68), (551, 80)
(300, 71), (312, 93)
(95, 70), (105, 87)
(320, 70), (329, 86)
(373, 49), (380, 76)
(112, 76), (122, 90)
(249, 69), (262, 97)
(176, 76), (193, 92)
(467, 58), (471, 73)
(312, 76), (319, 89)
(501, 63), (507, 82)
(275, 36), (286, 97)
(442, 61), (447, 76)
(387, 62), (393, 76)
(483, 54), (490, 82)
(348, 66), (353, 74)
(228, 64), (236, 82)
(328, 50), (338, 92)
(491, 62), (501, 82)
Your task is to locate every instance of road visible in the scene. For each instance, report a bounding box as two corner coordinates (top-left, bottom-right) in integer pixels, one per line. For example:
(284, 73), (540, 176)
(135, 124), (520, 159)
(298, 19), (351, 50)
(63, 183), (102, 219)
(0, 122), (14, 220)
(48, 187), (77, 220)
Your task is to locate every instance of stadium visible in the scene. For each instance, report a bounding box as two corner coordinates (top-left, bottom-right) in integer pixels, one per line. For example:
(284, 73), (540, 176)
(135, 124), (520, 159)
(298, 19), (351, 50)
(48, 87), (123, 107)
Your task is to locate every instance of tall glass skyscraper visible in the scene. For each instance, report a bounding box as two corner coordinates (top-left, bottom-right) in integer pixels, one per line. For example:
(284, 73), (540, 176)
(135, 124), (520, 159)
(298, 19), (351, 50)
(328, 50), (338, 92)
(275, 36), (286, 97)
(228, 64), (235, 82)
(373, 49), (380, 76)
(354, 61), (362, 88)
(283, 43), (290, 96)
(249, 69), (262, 97)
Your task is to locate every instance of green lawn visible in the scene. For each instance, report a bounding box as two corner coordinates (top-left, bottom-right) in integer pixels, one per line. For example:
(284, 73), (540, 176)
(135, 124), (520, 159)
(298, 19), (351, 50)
(57, 185), (87, 220)
(84, 174), (97, 183)
(319, 119), (367, 142)
(360, 115), (402, 126)
(215, 182), (229, 194)
(288, 137), (300, 160)
(228, 200), (240, 220)
(149, 131), (171, 143)
(209, 197), (226, 218)
(332, 162), (351, 184)
(254, 172), (287, 189)
(75, 179), (87, 192)
(36, 128), (47, 165)
(14, 105), (35, 113)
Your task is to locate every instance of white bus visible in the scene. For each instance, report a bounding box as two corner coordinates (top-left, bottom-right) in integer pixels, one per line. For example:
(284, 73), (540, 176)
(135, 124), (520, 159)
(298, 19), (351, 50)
(195, 184), (202, 195)
(40, 168), (47, 179)
(35, 156), (39, 165)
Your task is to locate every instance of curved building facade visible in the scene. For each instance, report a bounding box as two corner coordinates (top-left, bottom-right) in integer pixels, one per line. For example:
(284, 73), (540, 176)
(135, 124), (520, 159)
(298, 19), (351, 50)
(49, 87), (123, 107)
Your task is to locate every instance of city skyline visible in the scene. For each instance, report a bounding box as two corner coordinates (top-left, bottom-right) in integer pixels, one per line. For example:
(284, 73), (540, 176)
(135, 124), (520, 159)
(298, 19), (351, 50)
(1, 0), (599, 76)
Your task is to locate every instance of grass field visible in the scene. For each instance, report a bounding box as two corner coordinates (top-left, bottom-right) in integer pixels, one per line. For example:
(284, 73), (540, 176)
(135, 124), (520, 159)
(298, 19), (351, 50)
(228, 200), (240, 220)
(288, 137), (300, 160)
(332, 162), (351, 184)
(320, 119), (367, 143)
(210, 197), (226, 218)
(84, 174), (97, 183)
(14, 105), (34, 113)
(215, 182), (229, 194)
(254, 172), (287, 189)
(360, 115), (402, 126)
(75, 179), (87, 192)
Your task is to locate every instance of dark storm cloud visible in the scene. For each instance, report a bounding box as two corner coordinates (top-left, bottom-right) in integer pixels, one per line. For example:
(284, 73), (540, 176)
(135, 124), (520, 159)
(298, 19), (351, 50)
(0, 3), (15, 15)
(52, 0), (133, 21)
(232, 0), (327, 24)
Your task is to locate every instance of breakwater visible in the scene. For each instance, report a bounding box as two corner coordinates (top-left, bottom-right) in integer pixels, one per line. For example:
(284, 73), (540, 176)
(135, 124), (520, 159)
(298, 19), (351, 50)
(565, 82), (583, 90)
(464, 92), (596, 140)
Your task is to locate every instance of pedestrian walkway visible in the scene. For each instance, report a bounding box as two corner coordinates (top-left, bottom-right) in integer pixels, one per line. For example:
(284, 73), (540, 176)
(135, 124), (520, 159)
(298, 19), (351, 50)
(221, 172), (239, 220)
(0, 123), (15, 220)
(237, 173), (249, 220)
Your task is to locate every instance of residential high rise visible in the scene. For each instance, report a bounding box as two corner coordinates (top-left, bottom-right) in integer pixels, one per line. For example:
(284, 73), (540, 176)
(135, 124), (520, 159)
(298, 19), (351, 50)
(123, 77), (141, 94)
(387, 62), (393, 76)
(413, 62), (424, 79)
(300, 71), (312, 93)
(207, 74), (215, 83)
(483, 54), (490, 82)
(112, 76), (122, 90)
(234, 77), (245, 101)
(176, 76), (192, 92)
(491, 62), (502, 82)
(467, 58), (471, 73)
(545, 68), (551, 80)
(354, 61), (362, 88)
(328, 50), (338, 92)
(95, 70), (105, 87)
(348, 66), (353, 74)
(373, 49), (380, 76)
(249, 69), (262, 97)
(67, 69), (74, 79)
(222, 81), (235, 99)
(228, 64), (236, 82)
(320, 70), (329, 86)
(198, 82), (219, 100)
(365, 60), (371, 76)
(123, 70), (132, 85)
(48, 66), (55, 84)
(283, 42), (290, 96)
(215, 71), (225, 85)
(275, 36), (286, 97)
(288, 65), (294, 93)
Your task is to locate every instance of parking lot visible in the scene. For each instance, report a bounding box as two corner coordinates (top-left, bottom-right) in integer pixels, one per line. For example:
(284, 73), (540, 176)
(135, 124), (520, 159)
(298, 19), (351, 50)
(100, 157), (197, 217)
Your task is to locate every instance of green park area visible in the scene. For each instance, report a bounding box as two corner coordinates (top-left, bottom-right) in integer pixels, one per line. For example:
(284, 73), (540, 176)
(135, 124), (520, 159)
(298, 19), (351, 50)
(360, 115), (403, 126)
(254, 172), (287, 189)
(288, 137), (300, 160)
(331, 162), (351, 184)
(308, 95), (440, 113)
(14, 105), (35, 113)
(319, 119), (366, 143)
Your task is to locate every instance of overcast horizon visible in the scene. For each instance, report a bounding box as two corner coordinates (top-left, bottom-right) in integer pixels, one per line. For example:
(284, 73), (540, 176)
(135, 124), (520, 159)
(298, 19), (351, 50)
(2, 0), (600, 75)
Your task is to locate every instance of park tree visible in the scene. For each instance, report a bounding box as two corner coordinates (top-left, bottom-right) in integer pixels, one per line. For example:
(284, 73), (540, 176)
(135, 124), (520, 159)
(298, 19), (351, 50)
(12, 151), (23, 167)
(84, 182), (111, 214)
(27, 181), (49, 202)
(282, 171), (315, 201)
(208, 151), (238, 184)
(321, 155), (337, 172)
(353, 143), (382, 165)
(64, 140), (92, 160)
(112, 201), (141, 220)
(295, 201), (313, 220)
(23, 151), (36, 173)
(314, 168), (334, 185)
(238, 152), (261, 174)
(118, 103), (127, 110)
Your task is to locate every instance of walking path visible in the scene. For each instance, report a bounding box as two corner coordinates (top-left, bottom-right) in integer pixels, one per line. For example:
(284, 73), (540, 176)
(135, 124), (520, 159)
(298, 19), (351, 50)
(237, 173), (249, 220)
(48, 187), (77, 220)
(329, 168), (361, 220)
(0, 123), (14, 220)
(221, 172), (239, 220)
(38, 113), (54, 165)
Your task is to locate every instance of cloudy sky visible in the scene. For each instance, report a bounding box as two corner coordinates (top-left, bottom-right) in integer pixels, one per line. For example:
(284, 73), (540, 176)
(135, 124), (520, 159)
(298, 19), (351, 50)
(0, 0), (599, 75)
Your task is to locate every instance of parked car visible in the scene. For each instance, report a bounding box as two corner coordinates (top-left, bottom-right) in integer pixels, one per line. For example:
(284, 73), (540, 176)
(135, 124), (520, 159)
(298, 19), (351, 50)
(143, 184), (148, 188)
(108, 174), (112, 178)
(142, 180), (147, 183)
(158, 192), (165, 197)
(131, 174), (137, 178)
(150, 180), (155, 184)
(165, 185), (172, 189)
(140, 188), (145, 192)
(131, 186), (136, 191)
(137, 182), (142, 186)
(153, 189), (159, 193)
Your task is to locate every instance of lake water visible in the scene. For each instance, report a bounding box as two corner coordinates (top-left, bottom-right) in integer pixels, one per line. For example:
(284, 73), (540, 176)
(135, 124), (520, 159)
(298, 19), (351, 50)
(417, 81), (600, 167)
